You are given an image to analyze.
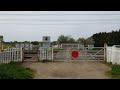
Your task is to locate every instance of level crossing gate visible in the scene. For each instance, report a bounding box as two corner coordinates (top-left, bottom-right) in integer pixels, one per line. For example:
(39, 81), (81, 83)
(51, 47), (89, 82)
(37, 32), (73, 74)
(38, 47), (106, 61)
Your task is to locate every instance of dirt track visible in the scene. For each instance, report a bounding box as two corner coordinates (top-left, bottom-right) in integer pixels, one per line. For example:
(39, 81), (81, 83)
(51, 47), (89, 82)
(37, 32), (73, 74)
(22, 61), (111, 79)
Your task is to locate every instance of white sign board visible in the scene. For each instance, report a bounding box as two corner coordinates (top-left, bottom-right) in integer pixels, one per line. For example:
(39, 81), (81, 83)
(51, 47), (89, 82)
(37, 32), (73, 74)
(43, 36), (50, 42)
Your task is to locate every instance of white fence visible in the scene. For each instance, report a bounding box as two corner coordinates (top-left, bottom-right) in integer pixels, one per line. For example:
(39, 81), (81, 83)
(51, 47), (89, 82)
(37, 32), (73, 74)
(0, 47), (23, 64)
(61, 43), (84, 49)
(38, 48), (54, 61)
(16, 43), (33, 50)
(106, 45), (120, 64)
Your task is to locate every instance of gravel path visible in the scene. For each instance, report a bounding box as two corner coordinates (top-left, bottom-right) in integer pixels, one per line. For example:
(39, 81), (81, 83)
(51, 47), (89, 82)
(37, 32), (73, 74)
(22, 61), (111, 79)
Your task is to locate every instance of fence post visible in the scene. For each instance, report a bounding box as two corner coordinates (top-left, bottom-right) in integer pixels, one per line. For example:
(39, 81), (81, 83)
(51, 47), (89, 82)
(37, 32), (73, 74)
(52, 48), (54, 61)
(68, 49), (71, 61)
(38, 48), (40, 61)
(39, 49), (41, 61)
(104, 43), (107, 61)
(9, 48), (12, 62)
(20, 47), (23, 62)
(78, 44), (80, 49)
(61, 44), (62, 49)
(111, 45), (116, 64)
(106, 46), (109, 62)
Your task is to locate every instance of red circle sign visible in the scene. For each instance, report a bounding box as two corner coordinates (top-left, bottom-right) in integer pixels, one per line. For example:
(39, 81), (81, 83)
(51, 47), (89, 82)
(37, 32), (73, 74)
(72, 51), (79, 58)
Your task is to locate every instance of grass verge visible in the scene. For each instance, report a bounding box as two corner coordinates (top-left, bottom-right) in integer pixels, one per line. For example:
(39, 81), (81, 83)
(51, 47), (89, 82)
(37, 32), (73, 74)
(104, 62), (120, 79)
(0, 62), (34, 79)
(111, 64), (120, 79)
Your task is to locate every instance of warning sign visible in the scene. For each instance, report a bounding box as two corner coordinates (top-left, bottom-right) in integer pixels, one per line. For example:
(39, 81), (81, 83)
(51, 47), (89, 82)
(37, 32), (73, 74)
(72, 51), (79, 58)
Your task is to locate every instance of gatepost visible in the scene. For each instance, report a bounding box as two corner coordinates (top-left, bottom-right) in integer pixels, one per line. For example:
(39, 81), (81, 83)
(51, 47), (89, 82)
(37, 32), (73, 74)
(104, 43), (107, 61)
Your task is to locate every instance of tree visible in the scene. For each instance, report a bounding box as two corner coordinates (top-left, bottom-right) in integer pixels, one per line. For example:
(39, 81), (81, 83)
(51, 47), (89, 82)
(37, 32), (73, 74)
(92, 30), (120, 47)
(68, 38), (76, 43)
(77, 38), (86, 45)
(31, 41), (39, 45)
(57, 35), (69, 44)
(51, 41), (57, 46)
(77, 37), (94, 46)
(24, 41), (30, 43)
(86, 37), (94, 45)
(14, 41), (18, 44)
(57, 35), (76, 44)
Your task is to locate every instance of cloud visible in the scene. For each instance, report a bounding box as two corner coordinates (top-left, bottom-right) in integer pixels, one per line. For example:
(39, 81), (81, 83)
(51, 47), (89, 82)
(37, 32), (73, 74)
(0, 11), (120, 41)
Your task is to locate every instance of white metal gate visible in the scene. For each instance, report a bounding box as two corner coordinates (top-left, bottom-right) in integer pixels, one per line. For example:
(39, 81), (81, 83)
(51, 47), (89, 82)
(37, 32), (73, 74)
(54, 47), (105, 61)
(38, 48), (53, 61)
(38, 47), (106, 61)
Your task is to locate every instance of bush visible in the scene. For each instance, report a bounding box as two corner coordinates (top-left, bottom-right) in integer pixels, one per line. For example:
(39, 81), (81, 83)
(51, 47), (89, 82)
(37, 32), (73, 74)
(111, 64), (120, 79)
(0, 62), (33, 79)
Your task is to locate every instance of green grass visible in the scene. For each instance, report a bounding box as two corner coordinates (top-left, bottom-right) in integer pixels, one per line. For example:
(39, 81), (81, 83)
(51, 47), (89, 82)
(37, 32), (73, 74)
(111, 64), (120, 79)
(105, 63), (120, 79)
(0, 62), (34, 79)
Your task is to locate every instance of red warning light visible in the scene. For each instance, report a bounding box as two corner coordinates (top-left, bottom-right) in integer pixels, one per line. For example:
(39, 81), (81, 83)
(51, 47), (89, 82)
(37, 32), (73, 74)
(72, 51), (79, 58)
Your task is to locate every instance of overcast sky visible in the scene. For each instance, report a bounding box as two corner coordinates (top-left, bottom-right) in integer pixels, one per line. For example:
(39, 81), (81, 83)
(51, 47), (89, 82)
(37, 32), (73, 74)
(0, 11), (120, 42)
